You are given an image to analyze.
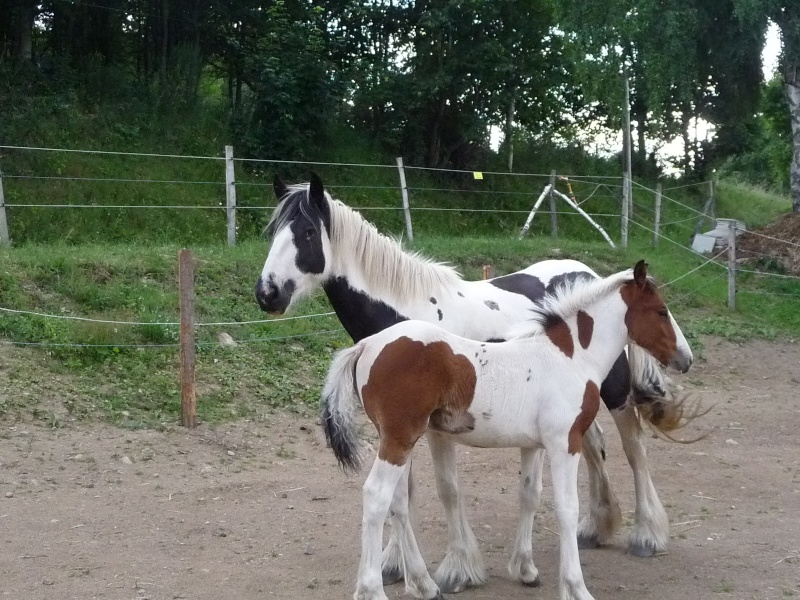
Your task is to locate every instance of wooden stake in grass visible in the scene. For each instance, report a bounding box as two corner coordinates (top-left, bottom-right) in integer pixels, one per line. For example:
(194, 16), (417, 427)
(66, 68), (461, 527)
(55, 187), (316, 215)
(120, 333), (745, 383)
(179, 249), (197, 428)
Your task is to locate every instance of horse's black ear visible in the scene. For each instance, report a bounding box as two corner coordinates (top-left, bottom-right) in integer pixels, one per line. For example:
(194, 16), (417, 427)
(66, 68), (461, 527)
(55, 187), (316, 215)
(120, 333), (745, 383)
(309, 171), (326, 209)
(273, 175), (289, 202)
(633, 260), (648, 288)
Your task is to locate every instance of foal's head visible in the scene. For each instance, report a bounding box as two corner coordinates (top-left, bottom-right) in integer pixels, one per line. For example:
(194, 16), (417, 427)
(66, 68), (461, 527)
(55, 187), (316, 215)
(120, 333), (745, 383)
(255, 173), (333, 314)
(622, 260), (691, 372)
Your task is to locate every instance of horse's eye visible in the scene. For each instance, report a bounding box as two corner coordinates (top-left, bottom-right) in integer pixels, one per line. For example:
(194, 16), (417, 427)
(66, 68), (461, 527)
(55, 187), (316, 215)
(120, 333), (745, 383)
(304, 229), (315, 240)
(658, 309), (669, 318)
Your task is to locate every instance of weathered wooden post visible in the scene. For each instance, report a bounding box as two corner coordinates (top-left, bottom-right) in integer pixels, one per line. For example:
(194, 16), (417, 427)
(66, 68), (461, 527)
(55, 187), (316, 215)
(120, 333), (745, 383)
(0, 163), (10, 246)
(548, 170), (558, 237)
(727, 221), (737, 309)
(653, 182), (663, 247)
(179, 249), (197, 428)
(621, 172), (629, 248)
(395, 157), (413, 241)
(225, 145), (237, 246)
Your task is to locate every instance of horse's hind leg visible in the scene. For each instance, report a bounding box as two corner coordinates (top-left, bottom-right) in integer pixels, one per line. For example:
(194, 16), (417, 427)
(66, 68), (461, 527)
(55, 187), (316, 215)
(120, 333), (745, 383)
(381, 461), (410, 586)
(507, 447), (544, 587)
(611, 403), (669, 557)
(356, 457), (410, 600)
(388, 462), (441, 600)
(577, 421), (622, 549)
(427, 431), (487, 593)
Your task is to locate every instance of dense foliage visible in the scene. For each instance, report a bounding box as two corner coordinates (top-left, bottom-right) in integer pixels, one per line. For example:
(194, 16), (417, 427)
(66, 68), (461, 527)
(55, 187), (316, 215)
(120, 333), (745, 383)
(0, 0), (796, 202)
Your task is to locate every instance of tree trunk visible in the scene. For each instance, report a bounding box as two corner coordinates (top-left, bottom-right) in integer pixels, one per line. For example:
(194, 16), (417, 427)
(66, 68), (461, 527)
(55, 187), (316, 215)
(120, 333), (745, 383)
(14, 0), (37, 63)
(160, 0), (169, 79)
(786, 64), (800, 213)
(505, 92), (516, 172)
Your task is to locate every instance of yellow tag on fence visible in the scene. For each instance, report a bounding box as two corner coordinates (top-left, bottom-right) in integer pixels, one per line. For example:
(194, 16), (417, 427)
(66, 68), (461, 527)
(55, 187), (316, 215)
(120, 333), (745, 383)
(473, 172), (483, 180)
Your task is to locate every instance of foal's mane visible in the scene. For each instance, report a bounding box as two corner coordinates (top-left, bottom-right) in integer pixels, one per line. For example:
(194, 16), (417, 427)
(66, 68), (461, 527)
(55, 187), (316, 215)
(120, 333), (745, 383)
(269, 183), (463, 304)
(510, 268), (638, 339)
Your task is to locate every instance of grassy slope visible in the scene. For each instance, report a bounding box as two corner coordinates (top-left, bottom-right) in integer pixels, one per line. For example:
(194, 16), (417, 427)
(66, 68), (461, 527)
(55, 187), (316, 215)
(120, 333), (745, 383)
(1, 103), (797, 428)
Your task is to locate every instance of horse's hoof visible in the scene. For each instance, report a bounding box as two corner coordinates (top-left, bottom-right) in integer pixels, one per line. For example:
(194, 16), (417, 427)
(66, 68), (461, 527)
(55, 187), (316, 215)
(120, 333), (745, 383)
(522, 575), (541, 588)
(436, 579), (467, 594)
(577, 534), (601, 550)
(427, 594), (447, 600)
(628, 541), (658, 557)
(382, 566), (404, 586)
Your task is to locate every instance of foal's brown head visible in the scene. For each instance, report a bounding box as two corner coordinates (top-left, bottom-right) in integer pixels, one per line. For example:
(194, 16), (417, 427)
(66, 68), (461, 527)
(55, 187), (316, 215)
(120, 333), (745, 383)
(620, 260), (678, 367)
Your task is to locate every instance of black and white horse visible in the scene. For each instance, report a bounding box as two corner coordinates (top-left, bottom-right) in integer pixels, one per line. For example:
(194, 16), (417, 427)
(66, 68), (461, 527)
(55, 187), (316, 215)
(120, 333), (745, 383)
(254, 174), (693, 590)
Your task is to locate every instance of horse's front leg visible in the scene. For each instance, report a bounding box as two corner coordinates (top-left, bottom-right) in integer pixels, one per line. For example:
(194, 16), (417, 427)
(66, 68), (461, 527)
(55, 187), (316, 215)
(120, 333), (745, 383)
(611, 403), (669, 557)
(427, 431), (487, 593)
(549, 446), (596, 600)
(356, 457), (409, 600)
(507, 447), (544, 587)
(577, 420), (622, 549)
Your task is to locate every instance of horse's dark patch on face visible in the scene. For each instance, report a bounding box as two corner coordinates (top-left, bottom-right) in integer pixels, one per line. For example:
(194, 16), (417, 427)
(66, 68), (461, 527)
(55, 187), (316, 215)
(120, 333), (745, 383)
(485, 337), (505, 343)
(484, 300), (500, 311)
(323, 277), (409, 342)
(268, 185), (333, 275)
(457, 292), (464, 297)
(437, 309), (443, 321)
(430, 297), (437, 304)
(489, 273), (546, 303)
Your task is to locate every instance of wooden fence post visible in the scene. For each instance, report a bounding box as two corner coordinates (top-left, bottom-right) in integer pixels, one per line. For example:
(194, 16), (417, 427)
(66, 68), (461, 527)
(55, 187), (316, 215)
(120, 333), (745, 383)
(727, 221), (737, 309)
(179, 249), (197, 428)
(0, 164), (10, 246)
(621, 172), (629, 248)
(709, 179), (716, 221)
(548, 170), (558, 237)
(395, 157), (414, 241)
(225, 145), (237, 246)
(519, 184), (553, 239)
(653, 182), (662, 247)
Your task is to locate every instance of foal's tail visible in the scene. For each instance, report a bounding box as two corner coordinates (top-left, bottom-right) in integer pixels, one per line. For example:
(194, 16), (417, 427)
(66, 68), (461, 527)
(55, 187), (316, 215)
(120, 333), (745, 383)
(321, 343), (366, 473)
(627, 344), (703, 434)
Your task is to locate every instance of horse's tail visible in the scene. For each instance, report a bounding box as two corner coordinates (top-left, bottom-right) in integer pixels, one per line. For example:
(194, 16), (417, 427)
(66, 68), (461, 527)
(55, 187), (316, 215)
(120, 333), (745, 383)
(627, 343), (686, 433)
(321, 343), (366, 473)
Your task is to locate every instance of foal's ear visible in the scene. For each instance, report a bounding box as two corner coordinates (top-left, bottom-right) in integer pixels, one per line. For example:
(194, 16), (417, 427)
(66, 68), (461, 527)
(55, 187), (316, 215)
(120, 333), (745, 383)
(309, 171), (326, 209)
(273, 175), (289, 202)
(633, 260), (648, 288)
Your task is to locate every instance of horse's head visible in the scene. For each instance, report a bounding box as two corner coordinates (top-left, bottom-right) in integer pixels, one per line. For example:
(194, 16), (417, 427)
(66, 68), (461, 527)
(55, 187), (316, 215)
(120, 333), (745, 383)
(621, 260), (693, 373)
(255, 172), (333, 315)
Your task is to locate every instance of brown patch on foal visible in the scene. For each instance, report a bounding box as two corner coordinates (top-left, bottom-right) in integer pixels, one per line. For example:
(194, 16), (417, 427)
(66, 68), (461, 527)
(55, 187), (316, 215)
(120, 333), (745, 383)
(576, 310), (594, 349)
(361, 337), (477, 465)
(568, 380), (600, 454)
(545, 316), (574, 357)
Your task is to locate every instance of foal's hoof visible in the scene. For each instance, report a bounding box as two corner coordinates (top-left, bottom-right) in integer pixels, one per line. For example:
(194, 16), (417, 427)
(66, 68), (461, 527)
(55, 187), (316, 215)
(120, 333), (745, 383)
(522, 575), (541, 588)
(382, 566), (404, 586)
(577, 533), (602, 550)
(428, 594), (447, 600)
(628, 541), (658, 558)
(437, 580), (467, 594)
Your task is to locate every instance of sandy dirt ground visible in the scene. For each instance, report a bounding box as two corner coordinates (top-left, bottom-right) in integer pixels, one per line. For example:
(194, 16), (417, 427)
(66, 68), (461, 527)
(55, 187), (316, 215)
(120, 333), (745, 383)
(1, 335), (799, 600)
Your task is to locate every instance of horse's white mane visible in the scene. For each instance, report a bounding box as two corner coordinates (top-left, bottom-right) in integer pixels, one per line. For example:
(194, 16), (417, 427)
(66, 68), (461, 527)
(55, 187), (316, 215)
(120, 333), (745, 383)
(509, 268), (636, 339)
(326, 196), (463, 305)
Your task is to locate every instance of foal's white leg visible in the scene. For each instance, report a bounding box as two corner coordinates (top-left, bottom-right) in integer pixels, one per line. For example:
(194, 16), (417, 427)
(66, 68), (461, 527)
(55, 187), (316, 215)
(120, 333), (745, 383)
(381, 468), (408, 586)
(389, 463), (442, 600)
(549, 448), (596, 600)
(611, 404), (669, 557)
(507, 447), (544, 587)
(577, 421), (623, 549)
(427, 432), (487, 593)
(356, 458), (408, 600)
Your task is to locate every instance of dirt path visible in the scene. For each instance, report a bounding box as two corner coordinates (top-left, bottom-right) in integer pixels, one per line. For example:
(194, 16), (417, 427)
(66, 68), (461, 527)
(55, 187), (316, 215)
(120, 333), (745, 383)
(1, 336), (799, 600)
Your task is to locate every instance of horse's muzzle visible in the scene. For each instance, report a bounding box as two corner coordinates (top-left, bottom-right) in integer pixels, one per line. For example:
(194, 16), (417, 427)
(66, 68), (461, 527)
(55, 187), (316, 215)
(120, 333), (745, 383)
(669, 352), (693, 374)
(255, 276), (295, 315)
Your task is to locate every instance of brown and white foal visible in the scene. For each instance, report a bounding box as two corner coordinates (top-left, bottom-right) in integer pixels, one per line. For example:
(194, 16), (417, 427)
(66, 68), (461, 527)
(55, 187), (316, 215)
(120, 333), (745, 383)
(321, 261), (690, 600)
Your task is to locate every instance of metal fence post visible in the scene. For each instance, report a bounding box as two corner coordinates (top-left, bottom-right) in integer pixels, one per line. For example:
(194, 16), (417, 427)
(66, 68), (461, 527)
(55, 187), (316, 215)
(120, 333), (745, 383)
(396, 157), (414, 241)
(653, 182), (662, 247)
(225, 145), (237, 246)
(621, 172), (629, 248)
(179, 248), (197, 428)
(727, 221), (737, 309)
(0, 163), (10, 246)
(548, 170), (558, 237)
